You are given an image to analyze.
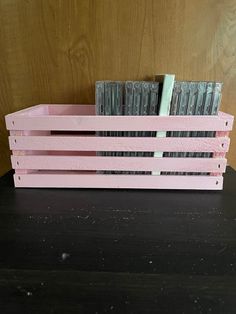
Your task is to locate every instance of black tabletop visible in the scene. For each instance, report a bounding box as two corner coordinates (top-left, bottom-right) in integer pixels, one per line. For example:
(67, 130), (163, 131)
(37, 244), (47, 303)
(0, 168), (236, 314)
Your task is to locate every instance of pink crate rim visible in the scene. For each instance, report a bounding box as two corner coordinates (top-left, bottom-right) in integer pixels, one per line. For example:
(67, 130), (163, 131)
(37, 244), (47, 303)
(5, 104), (234, 132)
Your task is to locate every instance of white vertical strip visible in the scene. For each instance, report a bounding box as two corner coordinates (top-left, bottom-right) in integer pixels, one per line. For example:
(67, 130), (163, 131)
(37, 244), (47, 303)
(152, 74), (175, 175)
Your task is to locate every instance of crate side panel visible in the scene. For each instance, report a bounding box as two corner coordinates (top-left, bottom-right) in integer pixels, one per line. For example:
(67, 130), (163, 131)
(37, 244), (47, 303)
(13, 173), (223, 190)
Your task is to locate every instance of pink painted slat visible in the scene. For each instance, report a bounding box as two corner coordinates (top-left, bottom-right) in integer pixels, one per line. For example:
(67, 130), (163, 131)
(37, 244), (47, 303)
(6, 104), (95, 117)
(9, 135), (230, 153)
(10, 130), (51, 174)
(47, 104), (95, 115)
(10, 130), (32, 175)
(11, 155), (227, 173)
(5, 104), (95, 130)
(5, 111), (233, 132)
(13, 173), (223, 190)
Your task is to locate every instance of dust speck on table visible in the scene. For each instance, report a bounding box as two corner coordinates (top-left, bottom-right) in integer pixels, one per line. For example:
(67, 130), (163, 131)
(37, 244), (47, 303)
(61, 253), (70, 261)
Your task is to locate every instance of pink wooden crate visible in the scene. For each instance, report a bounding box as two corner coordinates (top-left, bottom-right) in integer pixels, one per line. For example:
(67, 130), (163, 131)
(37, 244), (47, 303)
(5, 104), (234, 190)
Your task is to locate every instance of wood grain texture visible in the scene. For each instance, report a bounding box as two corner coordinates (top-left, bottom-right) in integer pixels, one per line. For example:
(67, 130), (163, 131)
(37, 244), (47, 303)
(0, 0), (236, 175)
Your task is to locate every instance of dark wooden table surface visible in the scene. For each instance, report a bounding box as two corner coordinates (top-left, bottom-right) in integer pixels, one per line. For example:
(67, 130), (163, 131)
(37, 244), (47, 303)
(0, 169), (236, 314)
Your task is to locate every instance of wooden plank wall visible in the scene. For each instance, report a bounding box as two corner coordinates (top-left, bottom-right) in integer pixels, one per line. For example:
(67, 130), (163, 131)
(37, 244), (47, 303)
(0, 0), (235, 176)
